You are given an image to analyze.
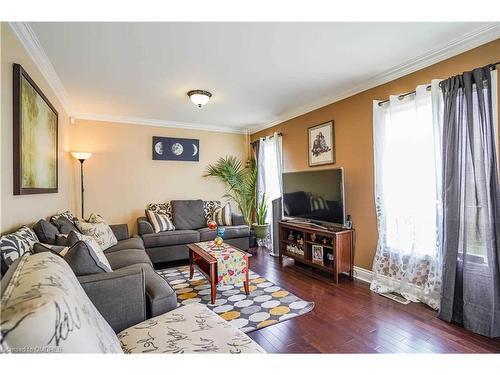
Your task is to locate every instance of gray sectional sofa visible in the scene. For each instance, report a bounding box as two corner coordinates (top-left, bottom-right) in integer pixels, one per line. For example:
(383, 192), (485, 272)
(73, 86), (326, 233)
(1, 251), (264, 353)
(78, 224), (177, 331)
(138, 199), (250, 264)
(1, 216), (177, 333)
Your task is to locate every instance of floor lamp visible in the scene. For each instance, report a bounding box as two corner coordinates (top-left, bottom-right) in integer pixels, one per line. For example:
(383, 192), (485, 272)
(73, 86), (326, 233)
(71, 152), (92, 218)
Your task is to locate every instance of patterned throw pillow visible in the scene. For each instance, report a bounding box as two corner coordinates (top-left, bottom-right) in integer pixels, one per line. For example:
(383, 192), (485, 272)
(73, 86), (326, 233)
(147, 203), (172, 220)
(75, 213), (117, 250)
(146, 210), (175, 233)
(203, 200), (221, 224)
(1, 252), (123, 353)
(50, 210), (76, 223)
(310, 195), (329, 211)
(213, 203), (232, 226)
(0, 226), (38, 272)
(67, 231), (112, 272)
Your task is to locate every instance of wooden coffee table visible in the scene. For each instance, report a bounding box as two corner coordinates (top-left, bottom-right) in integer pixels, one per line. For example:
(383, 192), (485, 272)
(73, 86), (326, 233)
(187, 242), (250, 304)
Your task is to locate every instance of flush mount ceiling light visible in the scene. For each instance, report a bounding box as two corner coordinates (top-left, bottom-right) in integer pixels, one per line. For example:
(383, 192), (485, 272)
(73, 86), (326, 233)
(187, 90), (212, 108)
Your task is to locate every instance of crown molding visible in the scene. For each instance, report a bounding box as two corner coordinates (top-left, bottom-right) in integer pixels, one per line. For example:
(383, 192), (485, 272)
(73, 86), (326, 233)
(250, 23), (500, 134)
(8, 22), (74, 116)
(9, 22), (499, 135)
(76, 113), (248, 134)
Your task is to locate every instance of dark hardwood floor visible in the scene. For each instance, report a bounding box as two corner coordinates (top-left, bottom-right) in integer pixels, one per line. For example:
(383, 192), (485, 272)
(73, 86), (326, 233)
(245, 247), (500, 353)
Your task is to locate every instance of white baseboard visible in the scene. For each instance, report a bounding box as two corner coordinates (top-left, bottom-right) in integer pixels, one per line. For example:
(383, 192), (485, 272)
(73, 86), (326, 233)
(353, 266), (373, 284)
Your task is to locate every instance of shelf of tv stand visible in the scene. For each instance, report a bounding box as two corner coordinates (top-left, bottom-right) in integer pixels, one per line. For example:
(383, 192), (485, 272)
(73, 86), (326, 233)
(279, 220), (354, 284)
(283, 250), (334, 272)
(305, 240), (334, 249)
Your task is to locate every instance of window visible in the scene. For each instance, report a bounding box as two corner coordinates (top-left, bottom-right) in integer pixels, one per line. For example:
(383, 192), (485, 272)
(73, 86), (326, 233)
(374, 85), (441, 258)
(261, 139), (281, 224)
(370, 83), (443, 309)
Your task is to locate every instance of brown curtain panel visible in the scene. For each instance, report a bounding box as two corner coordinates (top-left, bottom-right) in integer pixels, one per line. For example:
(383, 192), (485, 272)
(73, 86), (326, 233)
(438, 66), (500, 337)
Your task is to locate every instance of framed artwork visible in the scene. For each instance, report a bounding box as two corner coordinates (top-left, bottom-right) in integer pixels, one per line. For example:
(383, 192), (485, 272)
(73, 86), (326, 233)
(308, 121), (335, 167)
(152, 136), (199, 161)
(312, 245), (324, 265)
(13, 64), (58, 195)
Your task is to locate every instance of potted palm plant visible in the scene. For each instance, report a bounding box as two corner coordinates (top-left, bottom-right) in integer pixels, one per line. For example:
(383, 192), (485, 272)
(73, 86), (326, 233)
(253, 193), (270, 240)
(204, 156), (256, 226)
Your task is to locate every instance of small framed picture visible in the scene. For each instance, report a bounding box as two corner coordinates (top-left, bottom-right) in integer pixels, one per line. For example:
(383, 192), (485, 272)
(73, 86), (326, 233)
(308, 121), (335, 167)
(312, 245), (324, 265)
(343, 214), (352, 229)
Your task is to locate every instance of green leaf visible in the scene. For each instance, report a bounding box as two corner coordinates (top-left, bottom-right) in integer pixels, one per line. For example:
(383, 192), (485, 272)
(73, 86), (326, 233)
(204, 156), (257, 226)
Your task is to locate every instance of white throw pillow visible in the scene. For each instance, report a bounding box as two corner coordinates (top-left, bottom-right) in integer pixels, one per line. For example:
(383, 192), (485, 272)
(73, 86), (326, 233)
(75, 213), (117, 250)
(1, 252), (122, 353)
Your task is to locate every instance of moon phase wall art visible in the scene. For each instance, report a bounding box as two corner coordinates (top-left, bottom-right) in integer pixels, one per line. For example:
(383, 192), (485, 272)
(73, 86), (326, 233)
(152, 136), (200, 162)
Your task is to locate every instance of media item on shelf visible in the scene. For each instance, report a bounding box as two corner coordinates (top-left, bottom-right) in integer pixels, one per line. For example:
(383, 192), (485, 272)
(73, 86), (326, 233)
(343, 214), (353, 229)
(296, 233), (304, 246)
(312, 245), (324, 265)
(286, 243), (304, 256)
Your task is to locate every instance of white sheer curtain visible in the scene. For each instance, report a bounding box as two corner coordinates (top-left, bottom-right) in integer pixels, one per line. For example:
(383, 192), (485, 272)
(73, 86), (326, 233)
(256, 132), (282, 254)
(370, 81), (443, 309)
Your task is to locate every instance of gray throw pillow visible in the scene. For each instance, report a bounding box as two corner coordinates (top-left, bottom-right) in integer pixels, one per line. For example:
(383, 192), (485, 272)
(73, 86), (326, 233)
(32, 243), (69, 255)
(33, 219), (60, 245)
(66, 231), (112, 272)
(55, 234), (68, 246)
(51, 216), (80, 234)
(171, 199), (206, 230)
(35, 238), (111, 276)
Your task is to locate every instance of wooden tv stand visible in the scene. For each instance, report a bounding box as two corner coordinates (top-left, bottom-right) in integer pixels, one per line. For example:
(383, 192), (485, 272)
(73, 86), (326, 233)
(278, 220), (354, 284)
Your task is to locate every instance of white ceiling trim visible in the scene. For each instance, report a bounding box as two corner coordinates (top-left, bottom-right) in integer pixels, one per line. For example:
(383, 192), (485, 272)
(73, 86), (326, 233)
(76, 113), (248, 134)
(249, 23), (500, 134)
(8, 21), (246, 134)
(8, 22), (74, 116)
(9, 22), (500, 135)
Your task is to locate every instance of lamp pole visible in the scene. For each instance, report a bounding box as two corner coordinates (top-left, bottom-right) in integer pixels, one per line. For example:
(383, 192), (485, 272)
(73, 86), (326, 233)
(71, 152), (92, 219)
(78, 158), (85, 218)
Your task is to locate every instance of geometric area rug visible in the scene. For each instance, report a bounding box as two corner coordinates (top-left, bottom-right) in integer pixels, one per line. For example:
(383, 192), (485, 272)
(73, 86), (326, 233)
(157, 265), (315, 333)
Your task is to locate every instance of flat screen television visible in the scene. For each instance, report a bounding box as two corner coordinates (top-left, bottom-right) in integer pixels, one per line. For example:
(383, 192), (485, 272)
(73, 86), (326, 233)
(282, 168), (345, 226)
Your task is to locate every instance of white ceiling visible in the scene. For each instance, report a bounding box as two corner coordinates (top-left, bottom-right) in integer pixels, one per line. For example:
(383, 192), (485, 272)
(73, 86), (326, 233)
(26, 22), (500, 133)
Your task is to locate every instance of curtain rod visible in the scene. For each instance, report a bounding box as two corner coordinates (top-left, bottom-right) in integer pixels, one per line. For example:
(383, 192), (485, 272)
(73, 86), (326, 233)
(377, 61), (499, 107)
(250, 132), (282, 144)
(377, 85), (431, 106)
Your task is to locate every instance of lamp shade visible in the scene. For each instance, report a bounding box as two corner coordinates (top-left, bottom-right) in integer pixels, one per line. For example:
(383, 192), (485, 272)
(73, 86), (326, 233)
(71, 151), (92, 161)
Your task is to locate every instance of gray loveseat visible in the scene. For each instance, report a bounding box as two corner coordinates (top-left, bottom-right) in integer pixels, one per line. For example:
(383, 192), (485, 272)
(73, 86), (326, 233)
(137, 199), (250, 264)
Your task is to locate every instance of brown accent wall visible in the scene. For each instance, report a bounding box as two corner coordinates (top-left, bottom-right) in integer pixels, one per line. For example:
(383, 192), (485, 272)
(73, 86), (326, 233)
(252, 39), (500, 270)
(69, 120), (247, 232)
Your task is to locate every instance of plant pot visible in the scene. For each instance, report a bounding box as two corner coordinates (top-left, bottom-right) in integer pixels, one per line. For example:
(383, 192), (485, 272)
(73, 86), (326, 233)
(252, 223), (270, 239)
